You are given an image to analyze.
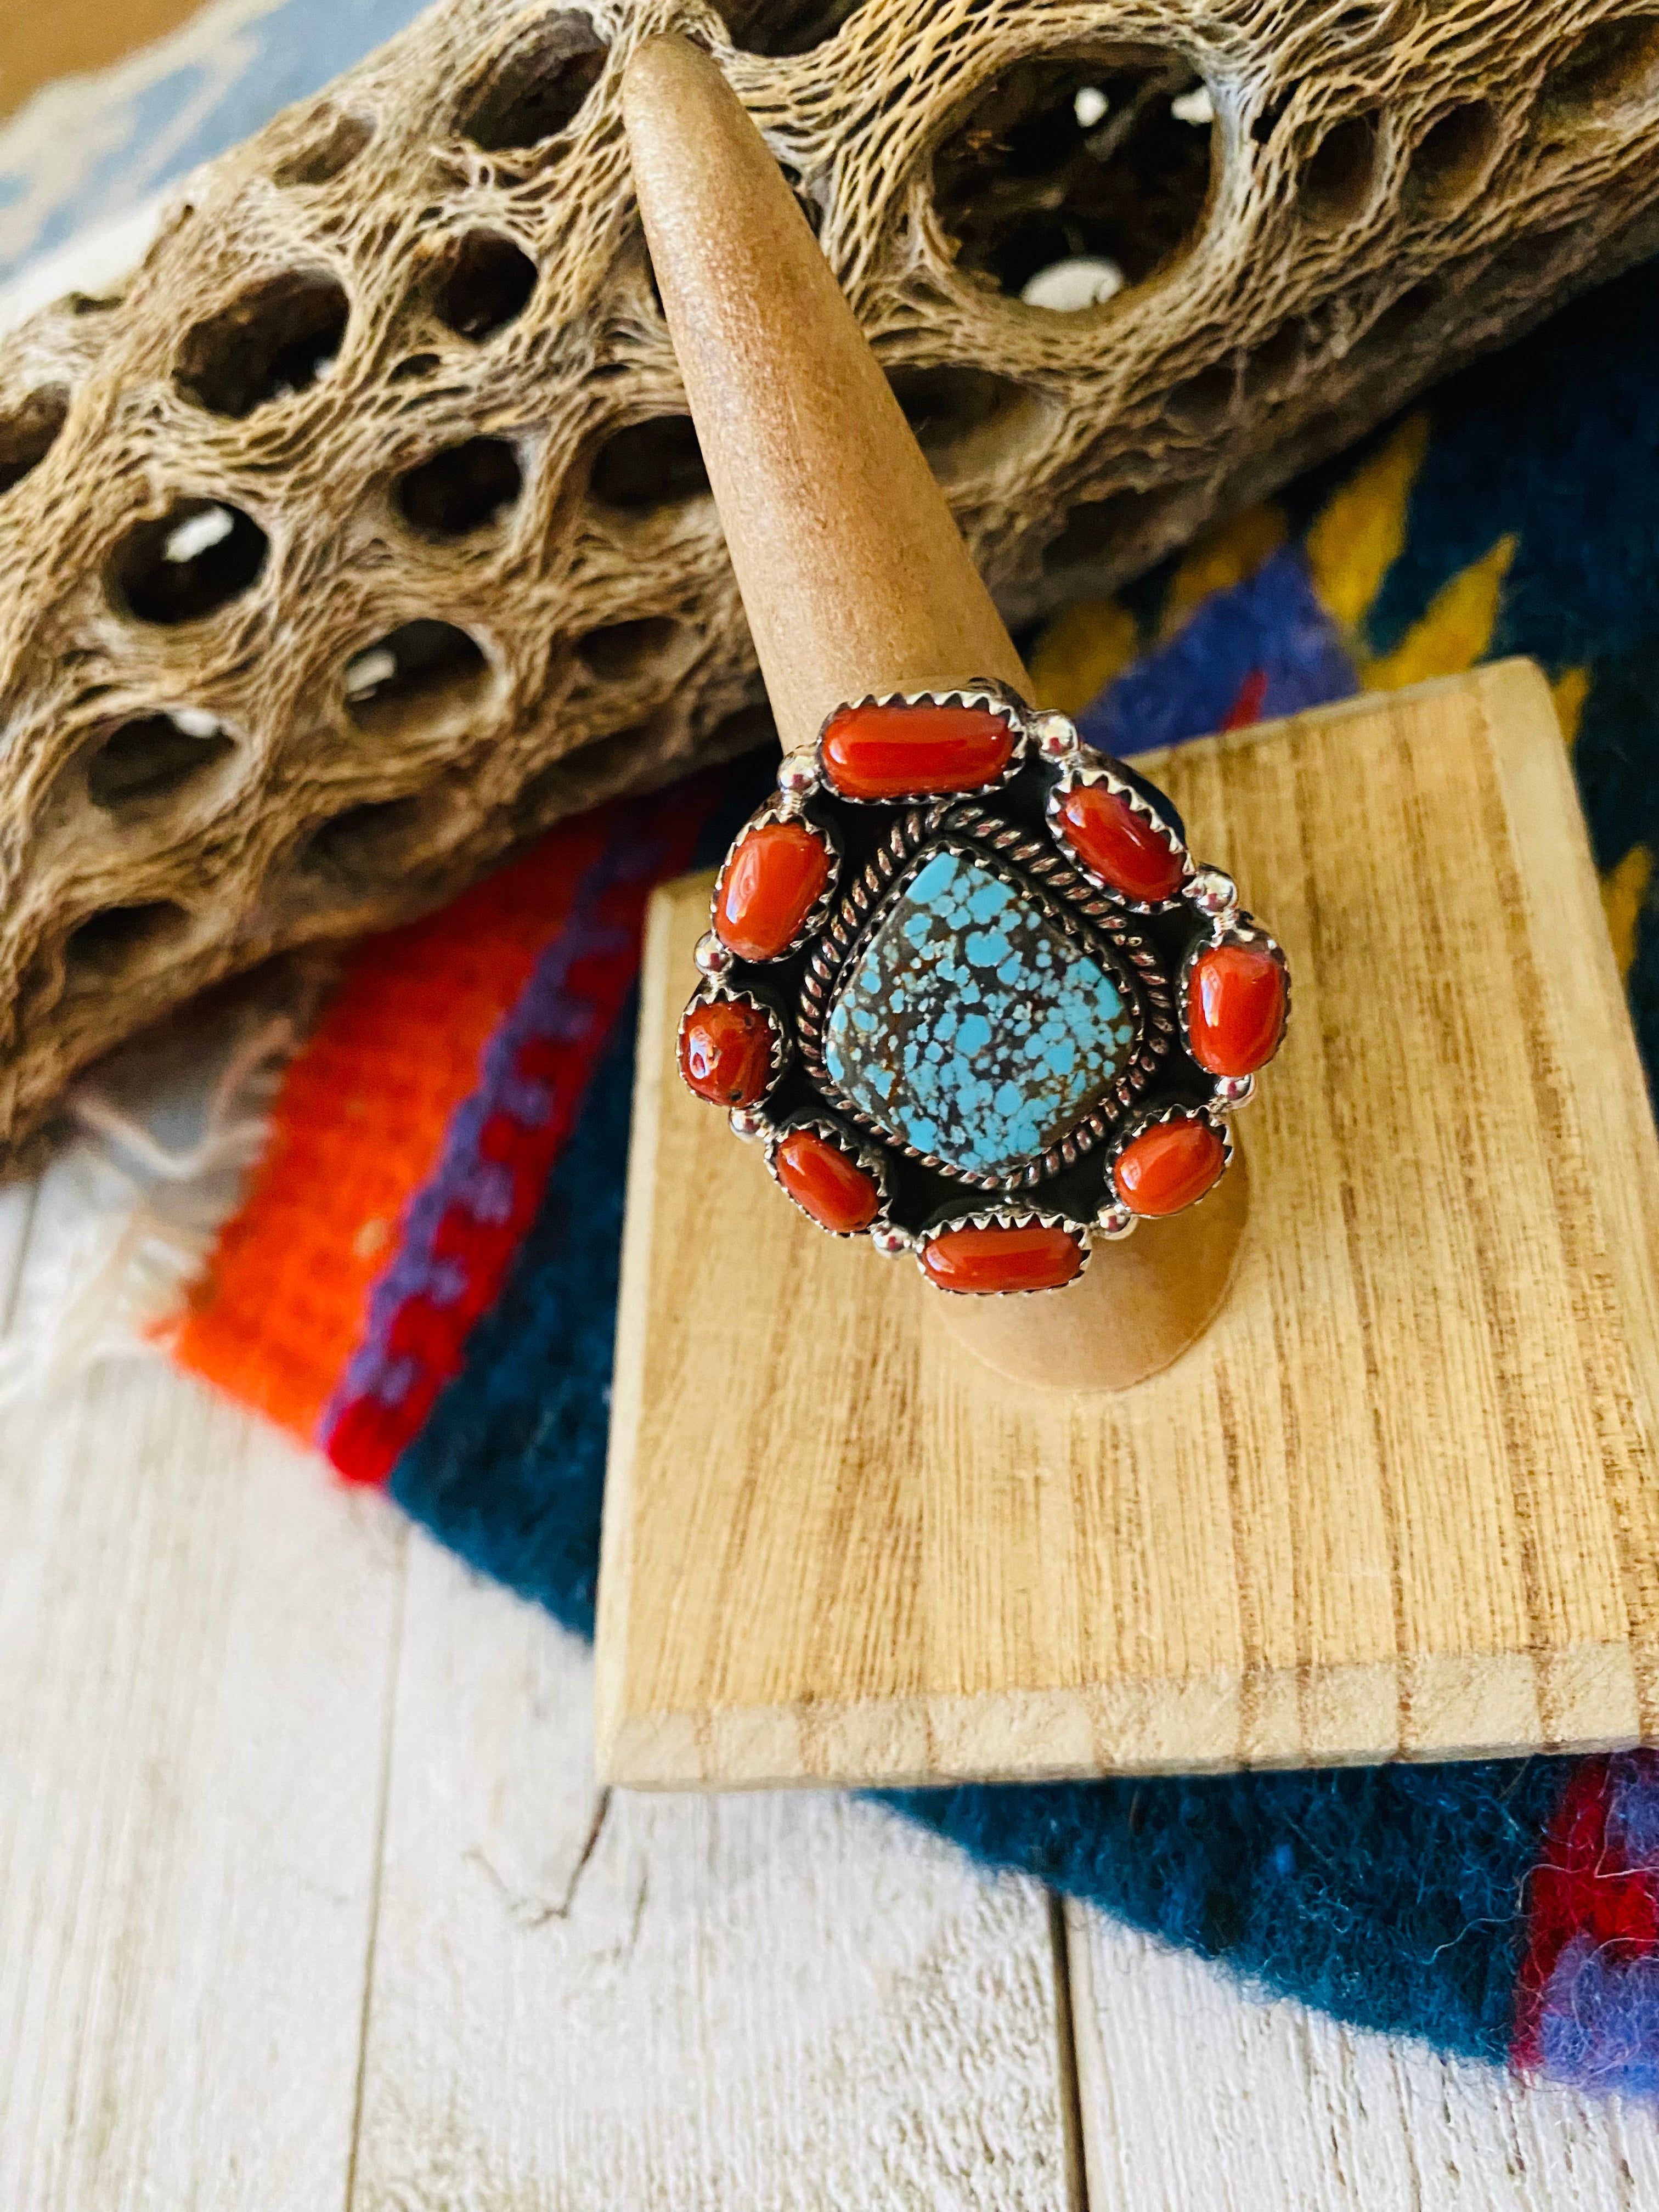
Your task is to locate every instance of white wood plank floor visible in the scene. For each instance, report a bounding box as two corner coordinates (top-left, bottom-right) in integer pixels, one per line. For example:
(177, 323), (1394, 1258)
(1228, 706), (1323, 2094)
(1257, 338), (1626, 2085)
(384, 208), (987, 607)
(3, 1169), (1656, 2208)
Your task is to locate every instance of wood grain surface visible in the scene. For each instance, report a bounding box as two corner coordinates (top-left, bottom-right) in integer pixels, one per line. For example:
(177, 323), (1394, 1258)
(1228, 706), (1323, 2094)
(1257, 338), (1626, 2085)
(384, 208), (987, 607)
(596, 661), (1659, 1791)
(5, 1086), (1659, 2204)
(1069, 1909), (1659, 2212)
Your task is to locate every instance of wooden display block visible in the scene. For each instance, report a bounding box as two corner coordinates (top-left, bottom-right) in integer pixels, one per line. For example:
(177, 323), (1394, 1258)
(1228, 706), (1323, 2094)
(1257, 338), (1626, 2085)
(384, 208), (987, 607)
(595, 662), (1659, 1791)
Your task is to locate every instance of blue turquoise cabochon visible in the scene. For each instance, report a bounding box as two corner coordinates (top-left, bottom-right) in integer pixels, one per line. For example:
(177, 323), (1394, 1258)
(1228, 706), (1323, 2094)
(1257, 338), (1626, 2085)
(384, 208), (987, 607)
(822, 845), (1138, 1177)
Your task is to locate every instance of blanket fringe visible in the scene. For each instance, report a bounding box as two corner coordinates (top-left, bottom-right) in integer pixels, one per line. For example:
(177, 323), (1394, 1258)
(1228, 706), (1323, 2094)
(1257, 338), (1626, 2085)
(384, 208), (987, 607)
(0, 963), (325, 1402)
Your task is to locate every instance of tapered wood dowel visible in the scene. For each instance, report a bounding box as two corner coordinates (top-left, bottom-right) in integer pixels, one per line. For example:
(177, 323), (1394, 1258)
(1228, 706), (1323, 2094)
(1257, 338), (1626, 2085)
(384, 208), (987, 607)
(624, 34), (1245, 1389)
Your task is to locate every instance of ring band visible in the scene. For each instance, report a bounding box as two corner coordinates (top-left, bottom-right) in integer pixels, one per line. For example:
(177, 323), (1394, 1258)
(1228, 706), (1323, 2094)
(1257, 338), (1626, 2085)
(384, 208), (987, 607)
(678, 685), (1289, 1294)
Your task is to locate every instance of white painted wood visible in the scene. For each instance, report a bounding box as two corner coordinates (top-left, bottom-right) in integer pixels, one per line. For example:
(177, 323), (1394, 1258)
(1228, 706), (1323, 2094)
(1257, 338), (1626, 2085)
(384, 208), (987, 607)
(352, 1526), (1076, 2211)
(0, 1233), (405, 2210)
(1069, 1903), (1659, 2211)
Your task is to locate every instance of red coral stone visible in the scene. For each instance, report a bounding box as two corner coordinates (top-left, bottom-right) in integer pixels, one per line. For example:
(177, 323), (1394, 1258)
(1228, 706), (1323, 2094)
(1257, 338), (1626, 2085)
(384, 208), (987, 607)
(678, 998), (774, 1107)
(821, 703), (1014, 800)
(715, 820), (832, 961)
(920, 1221), (1084, 1295)
(1056, 782), (1186, 902)
(773, 1130), (881, 1234)
(1188, 941), (1287, 1075)
(1113, 1117), (1226, 1217)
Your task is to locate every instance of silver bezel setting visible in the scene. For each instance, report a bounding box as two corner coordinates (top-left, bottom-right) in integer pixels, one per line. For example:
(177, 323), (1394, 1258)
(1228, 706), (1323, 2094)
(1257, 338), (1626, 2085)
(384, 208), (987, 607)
(1176, 919), (1292, 1074)
(795, 802), (1176, 1190)
(1045, 755), (1193, 915)
(708, 803), (842, 963)
(1104, 1102), (1235, 1220)
(915, 1201), (1094, 1295)
(764, 1115), (891, 1237)
(815, 683), (1029, 806)
(676, 981), (791, 1109)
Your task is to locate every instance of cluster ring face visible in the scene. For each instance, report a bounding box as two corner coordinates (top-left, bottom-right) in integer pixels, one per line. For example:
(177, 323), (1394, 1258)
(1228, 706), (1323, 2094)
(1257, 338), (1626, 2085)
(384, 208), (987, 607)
(678, 687), (1290, 1294)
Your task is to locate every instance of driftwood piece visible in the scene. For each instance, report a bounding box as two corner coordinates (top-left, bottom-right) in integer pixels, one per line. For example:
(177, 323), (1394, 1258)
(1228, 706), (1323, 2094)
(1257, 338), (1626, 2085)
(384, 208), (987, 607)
(0, 0), (1656, 1167)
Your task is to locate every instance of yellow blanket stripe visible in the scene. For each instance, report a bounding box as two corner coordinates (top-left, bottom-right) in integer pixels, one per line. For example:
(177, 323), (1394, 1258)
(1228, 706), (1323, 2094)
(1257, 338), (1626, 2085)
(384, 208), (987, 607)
(1602, 845), (1654, 982)
(1550, 666), (1591, 750)
(1160, 504), (1288, 639)
(1029, 597), (1140, 714)
(1305, 414), (1431, 630)
(1358, 535), (1517, 691)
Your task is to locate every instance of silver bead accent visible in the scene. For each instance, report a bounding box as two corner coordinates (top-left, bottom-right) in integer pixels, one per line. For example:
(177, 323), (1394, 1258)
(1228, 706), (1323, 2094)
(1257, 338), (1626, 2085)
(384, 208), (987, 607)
(777, 751), (820, 798)
(729, 1107), (768, 1141)
(1185, 866), (1238, 920)
(1094, 1201), (1138, 1239)
(869, 1223), (913, 1257)
(1213, 1073), (1255, 1108)
(1029, 709), (1080, 762)
(694, 930), (734, 978)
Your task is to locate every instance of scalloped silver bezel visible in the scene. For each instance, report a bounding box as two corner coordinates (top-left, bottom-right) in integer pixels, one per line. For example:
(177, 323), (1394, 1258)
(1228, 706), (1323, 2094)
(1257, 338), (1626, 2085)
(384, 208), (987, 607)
(1176, 919), (1292, 1076)
(708, 802), (842, 963)
(915, 1201), (1094, 1295)
(1104, 1102), (1235, 1220)
(1044, 756), (1193, 915)
(676, 981), (791, 1109)
(815, 684), (1029, 806)
(796, 801), (1177, 1190)
(764, 1114), (892, 1237)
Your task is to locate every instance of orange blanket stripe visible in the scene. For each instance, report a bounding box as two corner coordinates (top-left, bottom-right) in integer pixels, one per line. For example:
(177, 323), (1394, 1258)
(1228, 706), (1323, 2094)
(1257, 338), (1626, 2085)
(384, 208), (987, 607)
(171, 818), (609, 1437)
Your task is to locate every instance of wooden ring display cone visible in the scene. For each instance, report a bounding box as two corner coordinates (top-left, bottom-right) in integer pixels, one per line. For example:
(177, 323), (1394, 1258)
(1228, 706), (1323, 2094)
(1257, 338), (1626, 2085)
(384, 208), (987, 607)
(625, 31), (1250, 1391)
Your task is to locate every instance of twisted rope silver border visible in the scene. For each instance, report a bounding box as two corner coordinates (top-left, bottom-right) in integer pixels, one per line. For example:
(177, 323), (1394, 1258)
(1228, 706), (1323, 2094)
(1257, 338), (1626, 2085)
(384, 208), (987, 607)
(796, 804), (1176, 1192)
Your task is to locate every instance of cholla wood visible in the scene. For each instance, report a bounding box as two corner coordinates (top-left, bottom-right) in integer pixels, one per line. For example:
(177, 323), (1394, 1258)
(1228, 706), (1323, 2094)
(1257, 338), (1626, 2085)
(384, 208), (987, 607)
(595, 667), (1659, 1790)
(1, 3), (1657, 1165)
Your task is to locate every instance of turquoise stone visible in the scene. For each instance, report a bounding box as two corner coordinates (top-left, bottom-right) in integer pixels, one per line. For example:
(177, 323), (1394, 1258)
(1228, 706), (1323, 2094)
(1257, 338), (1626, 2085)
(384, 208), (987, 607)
(821, 845), (1138, 1176)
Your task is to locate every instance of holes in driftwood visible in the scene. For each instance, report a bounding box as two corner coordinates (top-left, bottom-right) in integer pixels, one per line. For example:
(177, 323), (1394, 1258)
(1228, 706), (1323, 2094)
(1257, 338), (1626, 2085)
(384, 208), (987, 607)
(519, 712), (693, 825)
(931, 52), (1214, 305)
(590, 416), (710, 511)
(63, 901), (191, 991)
(343, 620), (490, 736)
(273, 109), (374, 188)
(887, 364), (1030, 461)
(1042, 486), (1183, 574)
(705, 700), (777, 756)
(1241, 321), (1302, 400)
(86, 712), (234, 814)
(1164, 359), (1234, 433)
(301, 793), (450, 889)
(174, 271), (349, 417)
(394, 437), (523, 538)
(575, 616), (681, 681)
(1299, 112), (1381, 232)
(1537, 14), (1659, 118)
(108, 500), (269, 625)
(428, 231), (538, 340)
(460, 14), (607, 153)
(1367, 279), (1441, 347)
(0, 387), (68, 495)
(711, 0), (864, 55)
(1406, 101), (1499, 208)
(1480, 222), (1583, 291)
(390, 353), (440, 384)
